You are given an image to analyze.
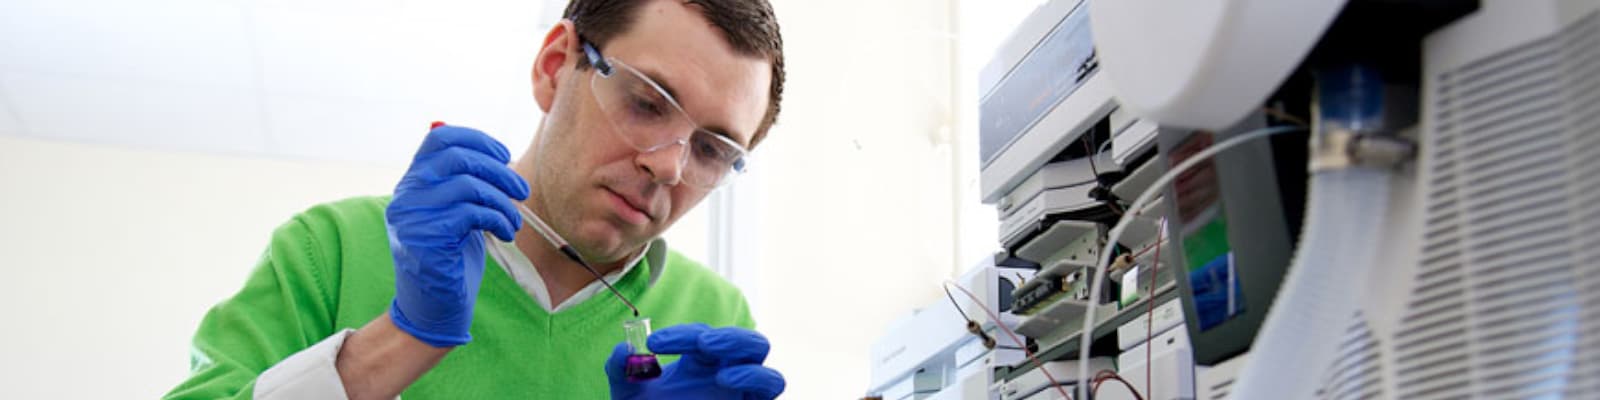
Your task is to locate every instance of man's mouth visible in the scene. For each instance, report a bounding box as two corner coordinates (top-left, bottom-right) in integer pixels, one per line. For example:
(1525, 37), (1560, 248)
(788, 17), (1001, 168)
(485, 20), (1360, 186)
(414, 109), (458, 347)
(603, 187), (653, 226)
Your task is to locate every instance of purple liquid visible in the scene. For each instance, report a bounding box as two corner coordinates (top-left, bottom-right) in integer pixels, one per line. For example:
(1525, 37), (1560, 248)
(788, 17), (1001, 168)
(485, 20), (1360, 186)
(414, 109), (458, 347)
(624, 354), (662, 382)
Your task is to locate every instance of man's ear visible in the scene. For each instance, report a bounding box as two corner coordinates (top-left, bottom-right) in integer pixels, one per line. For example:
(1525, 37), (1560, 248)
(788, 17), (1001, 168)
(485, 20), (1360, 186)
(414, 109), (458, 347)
(532, 20), (578, 112)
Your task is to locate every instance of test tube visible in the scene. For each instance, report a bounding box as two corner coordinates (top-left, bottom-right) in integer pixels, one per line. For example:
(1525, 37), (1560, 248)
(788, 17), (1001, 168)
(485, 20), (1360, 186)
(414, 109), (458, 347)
(623, 318), (662, 382)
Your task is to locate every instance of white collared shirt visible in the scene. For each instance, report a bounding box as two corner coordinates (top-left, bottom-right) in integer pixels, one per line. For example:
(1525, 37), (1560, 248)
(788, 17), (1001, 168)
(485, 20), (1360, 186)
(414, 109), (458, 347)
(482, 233), (651, 313)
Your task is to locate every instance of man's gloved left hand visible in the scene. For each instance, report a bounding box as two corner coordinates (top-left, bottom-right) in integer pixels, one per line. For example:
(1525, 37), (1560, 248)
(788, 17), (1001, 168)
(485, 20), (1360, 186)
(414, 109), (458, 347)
(606, 324), (786, 400)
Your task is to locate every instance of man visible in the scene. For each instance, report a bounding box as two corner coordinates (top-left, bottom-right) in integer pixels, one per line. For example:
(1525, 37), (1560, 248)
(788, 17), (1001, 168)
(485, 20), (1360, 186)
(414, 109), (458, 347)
(164, 0), (786, 398)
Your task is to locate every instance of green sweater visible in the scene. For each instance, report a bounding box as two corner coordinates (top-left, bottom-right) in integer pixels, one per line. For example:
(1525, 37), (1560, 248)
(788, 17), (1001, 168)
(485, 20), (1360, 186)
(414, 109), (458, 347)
(164, 196), (755, 399)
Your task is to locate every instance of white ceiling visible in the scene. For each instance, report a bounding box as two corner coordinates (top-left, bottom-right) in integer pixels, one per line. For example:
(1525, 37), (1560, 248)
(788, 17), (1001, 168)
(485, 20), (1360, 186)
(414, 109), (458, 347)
(0, 0), (566, 165)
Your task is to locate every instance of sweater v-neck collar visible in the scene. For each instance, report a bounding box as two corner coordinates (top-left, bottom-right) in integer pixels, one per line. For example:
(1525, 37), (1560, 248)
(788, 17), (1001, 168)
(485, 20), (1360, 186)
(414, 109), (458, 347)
(483, 236), (664, 318)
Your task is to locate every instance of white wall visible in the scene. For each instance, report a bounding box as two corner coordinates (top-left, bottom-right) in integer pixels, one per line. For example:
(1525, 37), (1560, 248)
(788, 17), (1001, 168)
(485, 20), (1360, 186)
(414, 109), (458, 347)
(753, 0), (967, 397)
(0, 136), (402, 398)
(749, 1), (1044, 398)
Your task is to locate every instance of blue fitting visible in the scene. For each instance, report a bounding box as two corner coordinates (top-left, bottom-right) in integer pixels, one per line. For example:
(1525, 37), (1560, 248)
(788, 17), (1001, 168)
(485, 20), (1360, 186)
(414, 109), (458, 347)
(1315, 64), (1385, 134)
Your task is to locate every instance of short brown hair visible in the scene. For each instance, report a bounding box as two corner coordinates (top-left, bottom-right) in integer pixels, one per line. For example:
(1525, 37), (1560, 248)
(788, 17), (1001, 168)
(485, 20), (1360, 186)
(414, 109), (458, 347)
(563, 0), (785, 147)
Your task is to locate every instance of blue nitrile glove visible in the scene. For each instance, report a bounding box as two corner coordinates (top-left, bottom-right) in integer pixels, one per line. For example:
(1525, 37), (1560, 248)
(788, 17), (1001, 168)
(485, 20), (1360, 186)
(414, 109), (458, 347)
(386, 123), (530, 347)
(607, 324), (787, 400)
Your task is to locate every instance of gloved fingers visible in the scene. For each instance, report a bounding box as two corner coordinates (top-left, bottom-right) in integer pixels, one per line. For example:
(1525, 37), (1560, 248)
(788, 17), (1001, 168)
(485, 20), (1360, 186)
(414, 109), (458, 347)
(439, 202), (519, 243)
(415, 146), (530, 201)
(715, 364), (785, 400)
(604, 342), (634, 386)
(650, 325), (770, 362)
(698, 327), (771, 365)
(647, 323), (721, 376)
(417, 124), (511, 165)
(412, 176), (522, 241)
(604, 342), (649, 399)
(646, 323), (712, 355)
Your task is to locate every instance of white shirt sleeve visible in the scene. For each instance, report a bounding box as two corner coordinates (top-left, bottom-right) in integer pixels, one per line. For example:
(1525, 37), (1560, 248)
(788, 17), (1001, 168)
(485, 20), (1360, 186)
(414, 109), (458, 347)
(254, 329), (363, 400)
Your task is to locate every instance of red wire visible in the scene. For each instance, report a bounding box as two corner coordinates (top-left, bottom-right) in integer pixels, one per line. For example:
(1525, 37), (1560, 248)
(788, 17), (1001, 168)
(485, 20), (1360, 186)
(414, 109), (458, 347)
(945, 282), (1075, 400)
(1131, 236), (1166, 259)
(1145, 219), (1164, 399)
(1091, 370), (1146, 400)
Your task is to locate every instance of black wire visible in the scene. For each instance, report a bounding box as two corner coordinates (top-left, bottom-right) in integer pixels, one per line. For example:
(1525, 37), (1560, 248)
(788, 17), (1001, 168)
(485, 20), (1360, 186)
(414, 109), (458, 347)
(1052, 179), (1100, 190)
(1083, 135), (1128, 218)
(942, 283), (973, 322)
(1084, 135), (1102, 179)
(560, 245), (640, 317)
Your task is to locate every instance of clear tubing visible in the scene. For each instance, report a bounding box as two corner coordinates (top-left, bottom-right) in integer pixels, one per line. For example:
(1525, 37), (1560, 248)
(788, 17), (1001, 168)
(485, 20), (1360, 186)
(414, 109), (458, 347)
(513, 199), (571, 249)
(1226, 168), (1390, 399)
(1227, 64), (1395, 399)
(1075, 126), (1305, 399)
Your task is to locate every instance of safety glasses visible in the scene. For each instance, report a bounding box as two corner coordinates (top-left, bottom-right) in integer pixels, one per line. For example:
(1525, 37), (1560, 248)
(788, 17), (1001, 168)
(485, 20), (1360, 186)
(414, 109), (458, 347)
(581, 40), (748, 189)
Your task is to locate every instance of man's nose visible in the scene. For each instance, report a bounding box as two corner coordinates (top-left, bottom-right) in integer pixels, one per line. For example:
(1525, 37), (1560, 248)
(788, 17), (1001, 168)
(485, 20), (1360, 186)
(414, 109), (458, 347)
(635, 141), (686, 186)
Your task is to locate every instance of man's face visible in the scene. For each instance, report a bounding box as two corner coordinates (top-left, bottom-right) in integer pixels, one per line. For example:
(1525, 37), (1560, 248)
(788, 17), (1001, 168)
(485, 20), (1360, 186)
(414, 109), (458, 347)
(524, 0), (771, 263)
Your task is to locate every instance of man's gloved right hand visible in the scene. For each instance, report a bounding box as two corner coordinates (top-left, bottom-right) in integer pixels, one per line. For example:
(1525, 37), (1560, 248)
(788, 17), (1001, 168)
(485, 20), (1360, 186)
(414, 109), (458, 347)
(386, 123), (529, 348)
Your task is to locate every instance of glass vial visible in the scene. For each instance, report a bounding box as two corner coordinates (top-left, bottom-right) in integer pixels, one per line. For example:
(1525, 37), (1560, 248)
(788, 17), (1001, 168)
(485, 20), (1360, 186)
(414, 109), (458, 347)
(622, 317), (662, 382)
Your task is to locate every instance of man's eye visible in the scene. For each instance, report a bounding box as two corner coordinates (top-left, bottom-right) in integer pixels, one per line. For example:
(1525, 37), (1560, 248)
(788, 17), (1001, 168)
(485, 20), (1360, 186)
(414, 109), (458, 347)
(628, 94), (667, 119)
(690, 135), (731, 164)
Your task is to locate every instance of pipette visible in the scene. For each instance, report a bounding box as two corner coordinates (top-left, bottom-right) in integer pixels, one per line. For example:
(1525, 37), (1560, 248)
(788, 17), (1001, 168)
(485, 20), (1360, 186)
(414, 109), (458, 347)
(510, 183), (662, 382)
(511, 194), (641, 318)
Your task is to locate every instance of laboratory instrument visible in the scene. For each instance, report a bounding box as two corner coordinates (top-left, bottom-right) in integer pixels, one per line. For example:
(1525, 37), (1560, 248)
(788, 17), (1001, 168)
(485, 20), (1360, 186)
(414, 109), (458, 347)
(871, 0), (1600, 399)
(997, 358), (1113, 400)
(867, 263), (1034, 400)
(997, 153), (1117, 250)
(977, 0), (1116, 203)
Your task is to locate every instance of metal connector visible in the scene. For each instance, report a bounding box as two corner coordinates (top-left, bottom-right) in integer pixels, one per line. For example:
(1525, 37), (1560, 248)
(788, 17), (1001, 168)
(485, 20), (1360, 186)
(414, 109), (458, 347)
(1311, 129), (1418, 171)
